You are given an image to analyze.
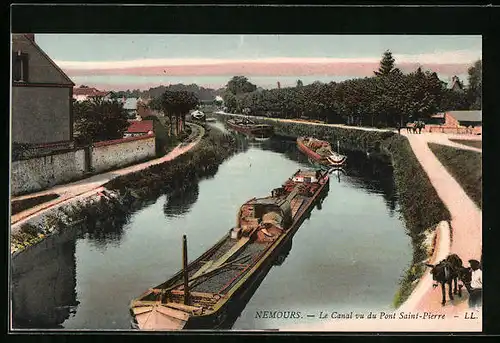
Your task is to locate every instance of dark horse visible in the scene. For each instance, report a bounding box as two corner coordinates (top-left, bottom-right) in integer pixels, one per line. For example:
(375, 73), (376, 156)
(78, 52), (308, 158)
(425, 254), (464, 306)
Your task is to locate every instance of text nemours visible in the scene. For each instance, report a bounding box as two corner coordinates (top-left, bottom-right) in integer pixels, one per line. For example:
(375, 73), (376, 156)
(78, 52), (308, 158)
(254, 310), (479, 320)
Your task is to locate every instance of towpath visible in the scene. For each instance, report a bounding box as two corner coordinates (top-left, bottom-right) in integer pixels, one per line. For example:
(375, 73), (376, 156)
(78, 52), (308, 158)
(410, 132), (482, 153)
(11, 123), (204, 227)
(398, 132), (482, 316)
(215, 111), (394, 133)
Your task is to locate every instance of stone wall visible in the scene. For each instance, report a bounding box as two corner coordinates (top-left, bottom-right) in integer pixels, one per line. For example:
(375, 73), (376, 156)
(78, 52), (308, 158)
(91, 135), (155, 173)
(11, 149), (86, 195)
(11, 135), (156, 196)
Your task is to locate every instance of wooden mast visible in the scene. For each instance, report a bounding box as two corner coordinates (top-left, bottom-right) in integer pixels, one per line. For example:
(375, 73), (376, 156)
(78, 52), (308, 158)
(182, 235), (190, 305)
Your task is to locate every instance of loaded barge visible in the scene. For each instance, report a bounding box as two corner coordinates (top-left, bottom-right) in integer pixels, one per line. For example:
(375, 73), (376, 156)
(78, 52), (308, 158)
(297, 137), (347, 168)
(226, 118), (274, 139)
(130, 169), (330, 330)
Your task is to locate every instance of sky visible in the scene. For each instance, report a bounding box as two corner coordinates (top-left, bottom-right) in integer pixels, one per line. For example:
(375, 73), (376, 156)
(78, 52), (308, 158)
(33, 34), (482, 91)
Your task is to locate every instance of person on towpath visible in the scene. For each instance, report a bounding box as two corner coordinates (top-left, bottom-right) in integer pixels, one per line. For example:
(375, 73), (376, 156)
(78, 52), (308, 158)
(468, 259), (482, 310)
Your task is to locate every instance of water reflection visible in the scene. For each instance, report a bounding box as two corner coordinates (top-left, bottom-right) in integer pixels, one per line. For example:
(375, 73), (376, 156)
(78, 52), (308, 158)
(163, 182), (200, 218)
(258, 136), (398, 216)
(11, 228), (79, 329)
(217, 238), (295, 329)
(343, 151), (397, 216)
(78, 202), (132, 250)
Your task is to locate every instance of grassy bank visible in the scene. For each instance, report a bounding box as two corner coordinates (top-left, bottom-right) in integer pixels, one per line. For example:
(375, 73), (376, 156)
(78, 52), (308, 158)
(217, 113), (450, 307)
(11, 126), (238, 256)
(104, 126), (236, 198)
(11, 193), (60, 215)
(428, 143), (482, 209)
(449, 139), (482, 150)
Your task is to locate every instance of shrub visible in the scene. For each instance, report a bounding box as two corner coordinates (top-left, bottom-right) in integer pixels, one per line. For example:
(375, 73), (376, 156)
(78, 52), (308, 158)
(104, 127), (237, 199)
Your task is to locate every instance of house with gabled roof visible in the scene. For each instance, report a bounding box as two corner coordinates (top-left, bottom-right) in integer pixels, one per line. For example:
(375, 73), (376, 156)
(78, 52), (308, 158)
(124, 120), (154, 138)
(11, 34), (75, 146)
(447, 76), (465, 93)
(445, 110), (482, 128)
(73, 86), (111, 101)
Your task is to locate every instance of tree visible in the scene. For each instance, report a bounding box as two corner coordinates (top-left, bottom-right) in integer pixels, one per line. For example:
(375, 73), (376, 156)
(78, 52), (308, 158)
(73, 97), (130, 144)
(296, 79), (304, 88)
(467, 59), (482, 110)
(226, 76), (257, 95)
(160, 90), (199, 135)
(223, 92), (238, 113)
(374, 50), (400, 77)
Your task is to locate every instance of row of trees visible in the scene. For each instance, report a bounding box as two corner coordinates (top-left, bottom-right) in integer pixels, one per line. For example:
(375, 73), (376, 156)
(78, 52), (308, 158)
(221, 52), (482, 127)
(110, 83), (223, 102)
(149, 90), (199, 136)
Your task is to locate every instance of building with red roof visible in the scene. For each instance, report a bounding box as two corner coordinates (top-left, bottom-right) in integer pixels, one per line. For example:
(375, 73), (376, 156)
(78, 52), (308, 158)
(124, 120), (154, 138)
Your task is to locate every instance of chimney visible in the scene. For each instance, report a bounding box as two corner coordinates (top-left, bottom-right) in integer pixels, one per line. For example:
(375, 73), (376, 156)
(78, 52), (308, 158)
(25, 34), (35, 42)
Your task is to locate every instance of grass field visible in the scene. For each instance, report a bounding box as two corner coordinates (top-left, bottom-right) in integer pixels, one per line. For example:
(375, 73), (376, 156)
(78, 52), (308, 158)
(428, 143), (482, 209)
(449, 139), (482, 149)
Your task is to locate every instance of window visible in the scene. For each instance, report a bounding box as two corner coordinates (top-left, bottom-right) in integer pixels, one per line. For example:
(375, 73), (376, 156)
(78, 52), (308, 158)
(12, 51), (29, 82)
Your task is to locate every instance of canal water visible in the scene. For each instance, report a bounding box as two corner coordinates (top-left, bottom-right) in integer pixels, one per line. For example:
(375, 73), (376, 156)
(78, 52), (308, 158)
(11, 121), (412, 330)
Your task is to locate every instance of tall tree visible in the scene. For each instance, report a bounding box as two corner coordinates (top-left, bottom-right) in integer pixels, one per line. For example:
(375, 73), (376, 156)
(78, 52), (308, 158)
(374, 50), (399, 77)
(160, 90), (199, 135)
(467, 59), (482, 110)
(226, 76), (257, 95)
(73, 98), (130, 144)
(296, 79), (304, 88)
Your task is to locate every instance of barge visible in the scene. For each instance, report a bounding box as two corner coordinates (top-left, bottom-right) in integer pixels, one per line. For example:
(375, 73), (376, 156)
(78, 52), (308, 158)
(226, 118), (274, 139)
(297, 137), (347, 168)
(130, 169), (330, 330)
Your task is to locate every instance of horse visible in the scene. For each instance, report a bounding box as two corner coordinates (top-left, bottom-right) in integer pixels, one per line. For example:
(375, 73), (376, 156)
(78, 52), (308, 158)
(425, 253), (464, 306)
(405, 122), (415, 133)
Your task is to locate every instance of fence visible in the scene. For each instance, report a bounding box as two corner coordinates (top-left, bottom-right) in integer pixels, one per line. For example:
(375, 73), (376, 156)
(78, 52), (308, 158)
(424, 125), (482, 135)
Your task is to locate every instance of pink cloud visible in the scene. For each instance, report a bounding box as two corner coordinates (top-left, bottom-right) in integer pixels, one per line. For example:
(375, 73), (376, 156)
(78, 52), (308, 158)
(84, 82), (224, 92)
(64, 62), (470, 78)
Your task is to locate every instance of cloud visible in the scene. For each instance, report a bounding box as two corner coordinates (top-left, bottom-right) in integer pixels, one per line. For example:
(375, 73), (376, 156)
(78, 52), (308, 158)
(60, 50), (480, 89)
(61, 61), (473, 78)
(54, 50), (480, 70)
